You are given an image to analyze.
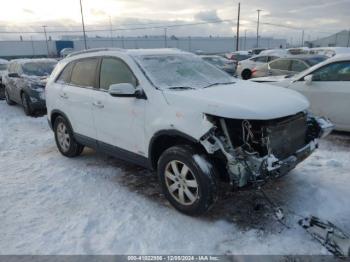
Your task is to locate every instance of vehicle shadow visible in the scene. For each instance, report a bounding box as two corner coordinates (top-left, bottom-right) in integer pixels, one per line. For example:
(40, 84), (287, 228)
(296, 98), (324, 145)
(85, 148), (297, 233)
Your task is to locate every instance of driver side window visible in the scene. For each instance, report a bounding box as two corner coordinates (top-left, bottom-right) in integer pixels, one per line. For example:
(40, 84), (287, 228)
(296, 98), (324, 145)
(312, 61), (350, 81)
(99, 57), (138, 91)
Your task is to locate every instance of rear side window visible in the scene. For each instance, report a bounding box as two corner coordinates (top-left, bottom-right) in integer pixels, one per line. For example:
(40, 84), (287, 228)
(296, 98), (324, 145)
(291, 60), (308, 72)
(56, 63), (74, 84)
(70, 58), (98, 88)
(268, 56), (279, 62)
(99, 57), (137, 90)
(270, 59), (291, 70)
(253, 56), (268, 63)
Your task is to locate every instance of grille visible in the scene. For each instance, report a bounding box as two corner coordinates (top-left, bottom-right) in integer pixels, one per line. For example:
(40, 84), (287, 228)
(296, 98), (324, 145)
(266, 114), (307, 159)
(224, 112), (308, 159)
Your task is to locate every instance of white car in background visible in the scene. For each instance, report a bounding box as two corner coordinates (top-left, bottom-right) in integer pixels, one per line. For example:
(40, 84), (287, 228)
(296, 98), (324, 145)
(309, 47), (350, 58)
(236, 54), (281, 80)
(252, 55), (350, 132)
(0, 58), (9, 99)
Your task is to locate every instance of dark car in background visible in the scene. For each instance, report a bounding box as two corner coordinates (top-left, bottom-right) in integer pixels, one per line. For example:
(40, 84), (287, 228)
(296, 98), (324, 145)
(0, 59), (9, 99)
(200, 55), (236, 75)
(3, 58), (57, 116)
(252, 55), (327, 78)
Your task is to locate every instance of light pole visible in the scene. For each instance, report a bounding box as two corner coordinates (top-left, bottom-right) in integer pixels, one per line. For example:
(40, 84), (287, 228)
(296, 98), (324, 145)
(109, 16), (114, 47)
(256, 9), (262, 48)
(42, 25), (49, 57)
(79, 0), (88, 50)
(164, 28), (167, 48)
(236, 2), (241, 51)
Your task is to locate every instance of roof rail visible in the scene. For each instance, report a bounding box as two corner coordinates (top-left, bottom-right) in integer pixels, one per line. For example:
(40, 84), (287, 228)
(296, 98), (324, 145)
(66, 48), (124, 58)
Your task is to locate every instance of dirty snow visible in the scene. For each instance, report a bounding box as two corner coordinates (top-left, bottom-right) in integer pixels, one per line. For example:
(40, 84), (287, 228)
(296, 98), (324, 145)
(0, 100), (350, 255)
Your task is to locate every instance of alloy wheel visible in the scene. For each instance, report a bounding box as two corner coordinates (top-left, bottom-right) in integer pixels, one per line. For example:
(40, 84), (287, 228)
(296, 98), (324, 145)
(56, 122), (71, 153)
(165, 160), (199, 206)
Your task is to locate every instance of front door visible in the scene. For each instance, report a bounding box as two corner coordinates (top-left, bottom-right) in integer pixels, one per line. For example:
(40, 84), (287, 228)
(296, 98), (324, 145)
(92, 57), (146, 156)
(291, 61), (350, 130)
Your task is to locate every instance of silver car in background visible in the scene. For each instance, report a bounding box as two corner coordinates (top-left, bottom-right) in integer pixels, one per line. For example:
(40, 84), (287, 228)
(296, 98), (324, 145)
(252, 55), (327, 78)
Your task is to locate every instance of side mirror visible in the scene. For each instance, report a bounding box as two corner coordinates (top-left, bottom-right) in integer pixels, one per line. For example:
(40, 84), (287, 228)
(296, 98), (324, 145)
(8, 73), (20, 78)
(304, 74), (313, 85)
(108, 83), (136, 97)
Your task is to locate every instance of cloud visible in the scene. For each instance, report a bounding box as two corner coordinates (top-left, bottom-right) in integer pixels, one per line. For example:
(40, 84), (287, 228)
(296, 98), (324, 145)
(194, 10), (220, 22)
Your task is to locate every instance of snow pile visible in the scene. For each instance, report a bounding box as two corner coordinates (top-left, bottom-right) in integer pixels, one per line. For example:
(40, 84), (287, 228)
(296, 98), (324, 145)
(0, 100), (350, 255)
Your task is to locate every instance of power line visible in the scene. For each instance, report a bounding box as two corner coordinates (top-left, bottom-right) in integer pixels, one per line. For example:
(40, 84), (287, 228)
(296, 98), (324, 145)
(0, 19), (233, 34)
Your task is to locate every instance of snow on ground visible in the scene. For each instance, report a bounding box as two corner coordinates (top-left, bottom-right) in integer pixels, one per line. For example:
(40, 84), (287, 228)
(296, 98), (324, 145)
(0, 100), (350, 255)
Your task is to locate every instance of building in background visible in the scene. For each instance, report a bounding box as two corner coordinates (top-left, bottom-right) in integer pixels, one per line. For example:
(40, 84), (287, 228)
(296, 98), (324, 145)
(0, 35), (286, 59)
(308, 30), (350, 48)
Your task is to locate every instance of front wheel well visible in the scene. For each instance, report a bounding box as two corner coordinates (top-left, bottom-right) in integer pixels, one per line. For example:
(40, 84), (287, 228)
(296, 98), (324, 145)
(149, 133), (205, 170)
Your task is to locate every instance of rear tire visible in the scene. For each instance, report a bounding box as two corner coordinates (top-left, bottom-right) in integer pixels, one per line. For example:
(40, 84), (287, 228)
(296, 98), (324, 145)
(5, 88), (15, 105)
(158, 145), (218, 216)
(21, 92), (34, 116)
(54, 116), (84, 158)
(241, 69), (252, 80)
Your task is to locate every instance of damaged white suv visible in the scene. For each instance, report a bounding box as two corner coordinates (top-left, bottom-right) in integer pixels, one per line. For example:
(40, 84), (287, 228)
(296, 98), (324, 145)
(46, 48), (333, 216)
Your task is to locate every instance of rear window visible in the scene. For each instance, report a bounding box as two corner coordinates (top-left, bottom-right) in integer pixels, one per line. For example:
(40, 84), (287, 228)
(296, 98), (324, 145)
(70, 58), (98, 88)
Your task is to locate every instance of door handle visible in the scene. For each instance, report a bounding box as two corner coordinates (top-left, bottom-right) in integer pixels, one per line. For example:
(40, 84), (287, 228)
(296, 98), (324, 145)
(92, 101), (104, 109)
(60, 93), (68, 99)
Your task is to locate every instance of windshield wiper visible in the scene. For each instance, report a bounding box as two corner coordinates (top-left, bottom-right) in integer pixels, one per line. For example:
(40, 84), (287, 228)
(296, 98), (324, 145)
(168, 86), (195, 90)
(204, 81), (235, 88)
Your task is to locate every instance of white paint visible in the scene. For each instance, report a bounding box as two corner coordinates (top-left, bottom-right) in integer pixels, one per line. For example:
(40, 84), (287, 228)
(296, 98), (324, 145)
(1, 101), (350, 255)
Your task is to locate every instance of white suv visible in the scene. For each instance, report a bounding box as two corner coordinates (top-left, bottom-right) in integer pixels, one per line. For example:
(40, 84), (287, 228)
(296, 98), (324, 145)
(46, 48), (333, 216)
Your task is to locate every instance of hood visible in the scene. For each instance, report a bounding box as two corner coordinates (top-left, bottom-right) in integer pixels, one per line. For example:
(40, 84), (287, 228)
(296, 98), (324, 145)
(162, 80), (309, 120)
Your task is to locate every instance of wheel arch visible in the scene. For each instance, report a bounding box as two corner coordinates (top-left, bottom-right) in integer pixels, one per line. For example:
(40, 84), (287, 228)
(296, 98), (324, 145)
(50, 110), (74, 133)
(148, 130), (205, 170)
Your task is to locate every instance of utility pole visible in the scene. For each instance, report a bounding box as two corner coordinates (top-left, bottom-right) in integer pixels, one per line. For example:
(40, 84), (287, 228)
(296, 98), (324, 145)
(42, 25), (49, 57)
(256, 9), (262, 48)
(301, 30), (305, 47)
(244, 30), (247, 50)
(79, 0), (88, 50)
(109, 16), (114, 47)
(347, 29), (350, 47)
(236, 2), (241, 51)
(164, 28), (167, 48)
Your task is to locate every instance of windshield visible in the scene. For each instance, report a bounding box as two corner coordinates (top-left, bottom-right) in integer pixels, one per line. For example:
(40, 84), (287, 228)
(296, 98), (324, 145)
(135, 54), (235, 90)
(0, 64), (7, 71)
(22, 62), (56, 76)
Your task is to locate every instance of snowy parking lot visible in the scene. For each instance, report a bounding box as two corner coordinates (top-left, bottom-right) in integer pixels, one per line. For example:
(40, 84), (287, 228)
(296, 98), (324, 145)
(0, 100), (350, 255)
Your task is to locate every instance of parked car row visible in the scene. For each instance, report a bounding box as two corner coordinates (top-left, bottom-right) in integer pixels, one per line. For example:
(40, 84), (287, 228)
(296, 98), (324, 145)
(0, 59), (9, 99)
(251, 55), (350, 132)
(3, 58), (57, 115)
(0, 48), (337, 216)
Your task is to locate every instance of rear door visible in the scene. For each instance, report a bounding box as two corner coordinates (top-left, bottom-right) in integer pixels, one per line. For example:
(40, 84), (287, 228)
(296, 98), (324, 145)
(291, 61), (350, 130)
(61, 57), (99, 140)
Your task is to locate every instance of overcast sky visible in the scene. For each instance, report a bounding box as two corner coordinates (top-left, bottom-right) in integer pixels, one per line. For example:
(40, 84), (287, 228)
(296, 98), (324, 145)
(0, 0), (349, 41)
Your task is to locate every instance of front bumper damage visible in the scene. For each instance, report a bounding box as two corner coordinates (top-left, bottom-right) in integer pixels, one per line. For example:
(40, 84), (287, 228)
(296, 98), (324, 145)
(200, 115), (334, 188)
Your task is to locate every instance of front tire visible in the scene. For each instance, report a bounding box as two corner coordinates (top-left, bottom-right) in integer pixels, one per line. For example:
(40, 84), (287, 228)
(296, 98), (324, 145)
(5, 88), (15, 105)
(54, 116), (84, 158)
(158, 145), (218, 216)
(21, 92), (34, 116)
